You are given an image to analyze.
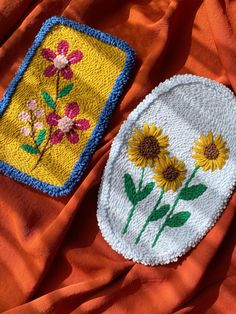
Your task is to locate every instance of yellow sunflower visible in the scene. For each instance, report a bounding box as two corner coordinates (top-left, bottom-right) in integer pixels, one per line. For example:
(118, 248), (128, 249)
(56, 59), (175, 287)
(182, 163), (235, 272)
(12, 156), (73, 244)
(192, 131), (229, 172)
(128, 123), (169, 168)
(153, 155), (187, 192)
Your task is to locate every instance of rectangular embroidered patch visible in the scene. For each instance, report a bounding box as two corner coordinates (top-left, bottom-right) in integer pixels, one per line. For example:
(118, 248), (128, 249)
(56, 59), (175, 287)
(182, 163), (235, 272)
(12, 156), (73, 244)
(0, 16), (135, 196)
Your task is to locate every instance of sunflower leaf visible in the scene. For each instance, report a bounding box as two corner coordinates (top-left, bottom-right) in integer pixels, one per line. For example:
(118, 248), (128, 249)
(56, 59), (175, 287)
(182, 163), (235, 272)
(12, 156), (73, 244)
(149, 204), (170, 221)
(20, 144), (39, 155)
(179, 184), (207, 201)
(124, 173), (137, 204)
(36, 129), (46, 146)
(41, 90), (56, 108)
(136, 182), (155, 202)
(58, 83), (74, 98)
(166, 211), (191, 228)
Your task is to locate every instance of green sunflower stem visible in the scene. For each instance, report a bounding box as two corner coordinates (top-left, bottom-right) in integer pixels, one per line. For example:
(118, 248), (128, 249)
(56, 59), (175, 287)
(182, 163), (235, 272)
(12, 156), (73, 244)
(184, 166), (200, 188)
(138, 167), (145, 190)
(151, 166), (200, 247)
(122, 168), (145, 234)
(135, 219), (149, 244)
(122, 203), (136, 234)
(135, 188), (164, 244)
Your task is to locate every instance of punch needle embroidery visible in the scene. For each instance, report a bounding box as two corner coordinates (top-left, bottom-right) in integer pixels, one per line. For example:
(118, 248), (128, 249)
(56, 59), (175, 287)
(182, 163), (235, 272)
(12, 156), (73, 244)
(0, 16), (135, 196)
(135, 155), (187, 245)
(150, 132), (229, 247)
(42, 39), (83, 80)
(192, 131), (229, 171)
(19, 40), (90, 170)
(127, 123), (169, 168)
(19, 100), (46, 156)
(46, 102), (90, 145)
(122, 123), (169, 234)
(153, 156), (186, 192)
(129, 130), (229, 247)
(97, 75), (236, 265)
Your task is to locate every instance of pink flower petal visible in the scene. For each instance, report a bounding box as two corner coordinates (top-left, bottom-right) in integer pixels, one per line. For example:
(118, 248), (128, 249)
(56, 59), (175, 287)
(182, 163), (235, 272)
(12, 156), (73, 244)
(34, 122), (43, 130)
(67, 50), (83, 64)
(65, 102), (80, 119)
(34, 108), (44, 118)
(74, 119), (90, 131)
(19, 111), (30, 122)
(60, 66), (73, 80)
(21, 126), (31, 136)
(27, 99), (37, 110)
(57, 40), (69, 56)
(41, 48), (56, 61)
(46, 113), (61, 126)
(50, 129), (64, 145)
(44, 64), (57, 77)
(66, 130), (79, 144)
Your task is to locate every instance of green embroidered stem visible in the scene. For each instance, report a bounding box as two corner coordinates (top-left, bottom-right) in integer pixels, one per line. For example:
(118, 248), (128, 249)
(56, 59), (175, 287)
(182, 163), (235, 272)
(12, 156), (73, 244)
(122, 203), (136, 235)
(32, 72), (60, 170)
(29, 110), (41, 152)
(138, 167), (145, 191)
(184, 166), (200, 189)
(135, 188), (164, 244)
(122, 168), (145, 234)
(152, 166), (200, 247)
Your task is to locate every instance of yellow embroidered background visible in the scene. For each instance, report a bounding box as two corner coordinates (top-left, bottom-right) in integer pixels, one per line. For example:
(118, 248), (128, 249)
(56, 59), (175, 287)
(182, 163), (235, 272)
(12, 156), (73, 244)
(0, 24), (126, 186)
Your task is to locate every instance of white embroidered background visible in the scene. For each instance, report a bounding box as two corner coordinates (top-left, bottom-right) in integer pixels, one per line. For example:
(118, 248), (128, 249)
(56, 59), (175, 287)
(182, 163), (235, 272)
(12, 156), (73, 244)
(97, 75), (236, 265)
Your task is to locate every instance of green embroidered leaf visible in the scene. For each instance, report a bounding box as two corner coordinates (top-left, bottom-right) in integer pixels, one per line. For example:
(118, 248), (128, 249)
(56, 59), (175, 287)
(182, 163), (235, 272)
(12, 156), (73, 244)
(58, 83), (74, 98)
(124, 173), (137, 204)
(179, 184), (207, 201)
(20, 144), (39, 155)
(166, 211), (191, 228)
(136, 182), (155, 202)
(36, 129), (46, 146)
(41, 90), (56, 108)
(149, 205), (170, 222)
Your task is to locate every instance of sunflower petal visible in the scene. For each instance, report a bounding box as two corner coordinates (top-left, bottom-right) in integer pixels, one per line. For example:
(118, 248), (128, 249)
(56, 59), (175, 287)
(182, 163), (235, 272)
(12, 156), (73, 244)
(143, 123), (149, 134)
(214, 134), (222, 145)
(200, 134), (208, 145)
(149, 124), (157, 135)
(207, 131), (213, 143)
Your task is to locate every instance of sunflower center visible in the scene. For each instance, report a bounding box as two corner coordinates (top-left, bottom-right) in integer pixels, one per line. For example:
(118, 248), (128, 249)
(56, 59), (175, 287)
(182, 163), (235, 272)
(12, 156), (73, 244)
(58, 116), (74, 133)
(53, 54), (69, 69)
(204, 143), (219, 160)
(138, 136), (160, 158)
(163, 166), (179, 182)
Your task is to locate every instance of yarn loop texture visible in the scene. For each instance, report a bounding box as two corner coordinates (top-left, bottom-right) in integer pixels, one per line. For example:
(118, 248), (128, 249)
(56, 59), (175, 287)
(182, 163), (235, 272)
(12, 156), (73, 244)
(0, 16), (135, 196)
(97, 75), (236, 265)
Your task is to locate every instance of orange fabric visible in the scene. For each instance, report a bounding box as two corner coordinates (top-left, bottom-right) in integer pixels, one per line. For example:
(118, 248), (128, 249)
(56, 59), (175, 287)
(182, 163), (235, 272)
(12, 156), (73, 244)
(0, 0), (236, 313)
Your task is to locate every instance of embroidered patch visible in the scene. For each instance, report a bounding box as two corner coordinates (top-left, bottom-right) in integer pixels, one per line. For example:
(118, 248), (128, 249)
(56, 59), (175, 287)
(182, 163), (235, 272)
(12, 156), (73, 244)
(0, 16), (135, 196)
(97, 75), (236, 265)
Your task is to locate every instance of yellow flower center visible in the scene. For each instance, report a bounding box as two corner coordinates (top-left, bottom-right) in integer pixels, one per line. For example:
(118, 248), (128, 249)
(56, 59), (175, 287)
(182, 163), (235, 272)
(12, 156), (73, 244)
(138, 136), (160, 159)
(163, 166), (179, 182)
(204, 143), (219, 160)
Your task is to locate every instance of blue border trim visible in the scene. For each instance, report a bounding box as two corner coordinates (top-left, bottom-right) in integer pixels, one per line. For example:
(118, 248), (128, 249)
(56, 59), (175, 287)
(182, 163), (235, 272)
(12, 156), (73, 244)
(0, 16), (135, 197)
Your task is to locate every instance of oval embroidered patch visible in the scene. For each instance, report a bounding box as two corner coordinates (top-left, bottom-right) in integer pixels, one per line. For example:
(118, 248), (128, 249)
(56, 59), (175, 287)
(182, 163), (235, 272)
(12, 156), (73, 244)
(97, 75), (236, 265)
(0, 16), (135, 196)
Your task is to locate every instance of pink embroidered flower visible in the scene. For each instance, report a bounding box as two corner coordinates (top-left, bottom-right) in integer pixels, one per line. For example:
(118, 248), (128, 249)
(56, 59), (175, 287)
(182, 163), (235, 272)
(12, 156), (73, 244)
(46, 102), (90, 145)
(41, 40), (83, 80)
(27, 99), (37, 110)
(34, 122), (43, 130)
(34, 108), (44, 118)
(21, 126), (31, 136)
(19, 111), (30, 122)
